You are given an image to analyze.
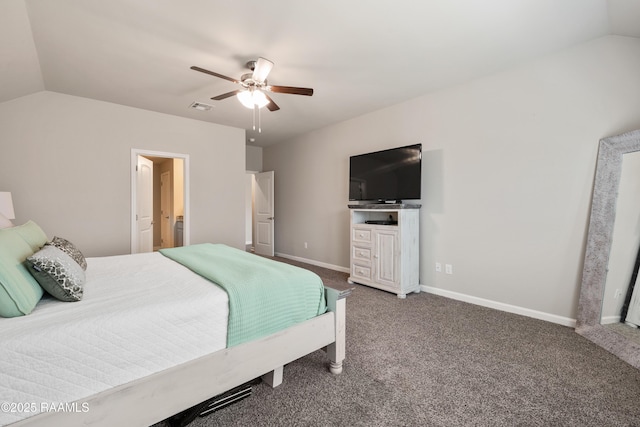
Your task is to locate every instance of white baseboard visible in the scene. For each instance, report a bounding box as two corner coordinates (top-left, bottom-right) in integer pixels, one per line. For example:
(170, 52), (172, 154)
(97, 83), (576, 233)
(274, 252), (350, 274)
(421, 285), (577, 328)
(272, 254), (576, 328)
(601, 315), (621, 325)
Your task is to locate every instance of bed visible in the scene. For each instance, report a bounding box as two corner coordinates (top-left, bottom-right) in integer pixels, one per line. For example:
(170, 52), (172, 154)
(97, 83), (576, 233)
(0, 221), (350, 427)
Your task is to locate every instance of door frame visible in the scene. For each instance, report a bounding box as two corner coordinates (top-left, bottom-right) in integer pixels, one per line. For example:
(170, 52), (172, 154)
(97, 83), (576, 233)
(131, 149), (190, 254)
(160, 170), (173, 249)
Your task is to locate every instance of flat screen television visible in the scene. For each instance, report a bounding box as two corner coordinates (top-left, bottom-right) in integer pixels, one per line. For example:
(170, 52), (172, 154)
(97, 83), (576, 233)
(349, 143), (422, 202)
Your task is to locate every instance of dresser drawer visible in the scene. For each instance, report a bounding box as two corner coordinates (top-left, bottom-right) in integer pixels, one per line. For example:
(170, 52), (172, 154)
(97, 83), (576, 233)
(352, 246), (372, 263)
(351, 264), (372, 281)
(352, 228), (372, 244)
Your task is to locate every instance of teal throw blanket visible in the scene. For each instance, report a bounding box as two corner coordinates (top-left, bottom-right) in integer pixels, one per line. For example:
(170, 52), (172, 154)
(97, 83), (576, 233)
(159, 244), (326, 347)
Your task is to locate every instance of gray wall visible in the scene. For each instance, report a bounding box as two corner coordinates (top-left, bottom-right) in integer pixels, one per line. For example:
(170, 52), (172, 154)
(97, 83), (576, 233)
(263, 35), (640, 322)
(245, 146), (263, 245)
(246, 145), (263, 172)
(0, 91), (246, 257)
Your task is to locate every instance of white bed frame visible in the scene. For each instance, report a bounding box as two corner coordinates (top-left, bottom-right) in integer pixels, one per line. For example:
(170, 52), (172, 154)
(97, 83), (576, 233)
(9, 286), (351, 427)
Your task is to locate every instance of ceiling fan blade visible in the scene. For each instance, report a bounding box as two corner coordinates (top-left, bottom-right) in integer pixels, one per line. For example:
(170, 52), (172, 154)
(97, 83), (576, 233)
(264, 93), (280, 111)
(190, 66), (239, 84)
(266, 85), (314, 96)
(211, 90), (241, 101)
(252, 57), (274, 83)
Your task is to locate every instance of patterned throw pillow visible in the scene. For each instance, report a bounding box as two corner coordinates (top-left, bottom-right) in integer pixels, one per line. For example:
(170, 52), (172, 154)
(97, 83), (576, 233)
(46, 236), (87, 270)
(26, 246), (85, 302)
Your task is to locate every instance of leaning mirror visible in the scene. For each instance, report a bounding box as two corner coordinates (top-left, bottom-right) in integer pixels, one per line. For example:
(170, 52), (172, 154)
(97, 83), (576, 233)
(576, 129), (640, 369)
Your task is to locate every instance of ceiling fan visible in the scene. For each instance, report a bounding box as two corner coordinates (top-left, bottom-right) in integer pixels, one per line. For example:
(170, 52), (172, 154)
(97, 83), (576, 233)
(190, 57), (314, 112)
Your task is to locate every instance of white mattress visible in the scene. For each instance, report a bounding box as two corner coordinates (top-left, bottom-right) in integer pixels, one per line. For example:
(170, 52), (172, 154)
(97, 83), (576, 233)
(0, 252), (228, 426)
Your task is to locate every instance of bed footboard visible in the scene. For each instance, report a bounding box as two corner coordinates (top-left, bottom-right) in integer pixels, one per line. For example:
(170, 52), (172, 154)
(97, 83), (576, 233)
(324, 285), (353, 374)
(260, 284), (353, 386)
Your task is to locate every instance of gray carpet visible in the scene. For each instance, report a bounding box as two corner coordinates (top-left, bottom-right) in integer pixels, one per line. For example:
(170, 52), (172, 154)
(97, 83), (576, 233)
(157, 257), (640, 427)
(606, 322), (640, 347)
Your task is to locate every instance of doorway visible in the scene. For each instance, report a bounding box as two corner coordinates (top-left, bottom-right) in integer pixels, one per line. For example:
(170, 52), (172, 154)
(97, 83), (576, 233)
(246, 171), (275, 256)
(131, 149), (189, 254)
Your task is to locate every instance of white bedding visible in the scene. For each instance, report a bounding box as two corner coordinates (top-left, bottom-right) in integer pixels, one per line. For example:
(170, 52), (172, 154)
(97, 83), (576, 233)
(0, 252), (228, 426)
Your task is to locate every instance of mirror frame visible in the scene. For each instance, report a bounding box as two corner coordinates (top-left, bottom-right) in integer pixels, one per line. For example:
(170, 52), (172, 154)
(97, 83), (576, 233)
(576, 129), (640, 370)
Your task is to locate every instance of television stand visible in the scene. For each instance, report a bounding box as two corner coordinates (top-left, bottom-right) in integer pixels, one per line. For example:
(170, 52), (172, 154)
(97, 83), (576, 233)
(347, 205), (420, 298)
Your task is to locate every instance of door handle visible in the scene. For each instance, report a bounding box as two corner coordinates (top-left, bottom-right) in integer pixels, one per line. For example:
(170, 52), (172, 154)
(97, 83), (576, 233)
(268, 217), (274, 220)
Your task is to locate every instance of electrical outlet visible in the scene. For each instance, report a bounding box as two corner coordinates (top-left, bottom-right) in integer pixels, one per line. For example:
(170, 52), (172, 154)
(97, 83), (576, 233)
(304, 242), (308, 249)
(445, 264), (453, 275)
(435, 262), (442, 272)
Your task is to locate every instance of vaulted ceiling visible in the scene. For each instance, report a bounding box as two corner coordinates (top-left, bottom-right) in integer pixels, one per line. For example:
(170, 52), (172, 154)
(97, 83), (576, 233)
(2, 0), (639, 146)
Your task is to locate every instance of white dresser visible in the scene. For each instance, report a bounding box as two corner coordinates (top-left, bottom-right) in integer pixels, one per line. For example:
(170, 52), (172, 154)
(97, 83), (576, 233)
(348, 205), (420, 298)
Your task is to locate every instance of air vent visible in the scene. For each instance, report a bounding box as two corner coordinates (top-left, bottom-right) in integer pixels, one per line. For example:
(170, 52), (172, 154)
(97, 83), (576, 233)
(189, 101), (213, 111)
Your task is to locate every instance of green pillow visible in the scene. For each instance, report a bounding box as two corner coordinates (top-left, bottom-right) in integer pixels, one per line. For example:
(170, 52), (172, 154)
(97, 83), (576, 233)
(13, 220), (48, 252)
(0, 227), (44, 317)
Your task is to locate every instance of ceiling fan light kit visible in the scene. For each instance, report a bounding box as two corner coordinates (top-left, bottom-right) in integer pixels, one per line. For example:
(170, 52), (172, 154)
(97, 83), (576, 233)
(190, 57), (314, 132)
(237, 88), (269, 109)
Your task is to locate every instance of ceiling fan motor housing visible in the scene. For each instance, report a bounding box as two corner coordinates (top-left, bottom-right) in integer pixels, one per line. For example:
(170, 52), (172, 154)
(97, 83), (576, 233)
(240, 73), (266, 89)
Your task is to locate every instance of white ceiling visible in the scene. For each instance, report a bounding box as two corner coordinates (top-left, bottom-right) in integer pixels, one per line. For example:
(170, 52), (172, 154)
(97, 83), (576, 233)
(1, 0), (639, 147)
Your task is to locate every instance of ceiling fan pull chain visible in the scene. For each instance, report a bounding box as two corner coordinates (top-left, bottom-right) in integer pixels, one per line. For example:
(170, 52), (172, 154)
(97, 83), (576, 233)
(258, 105), (262, 133)
(252, 104), (256, 131)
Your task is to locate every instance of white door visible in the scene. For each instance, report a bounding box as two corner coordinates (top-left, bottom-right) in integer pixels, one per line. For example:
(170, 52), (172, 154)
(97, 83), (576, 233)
(254, 171), (275, 256)
(160, 170), (172, 248)
(136, 156), (154, 253)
